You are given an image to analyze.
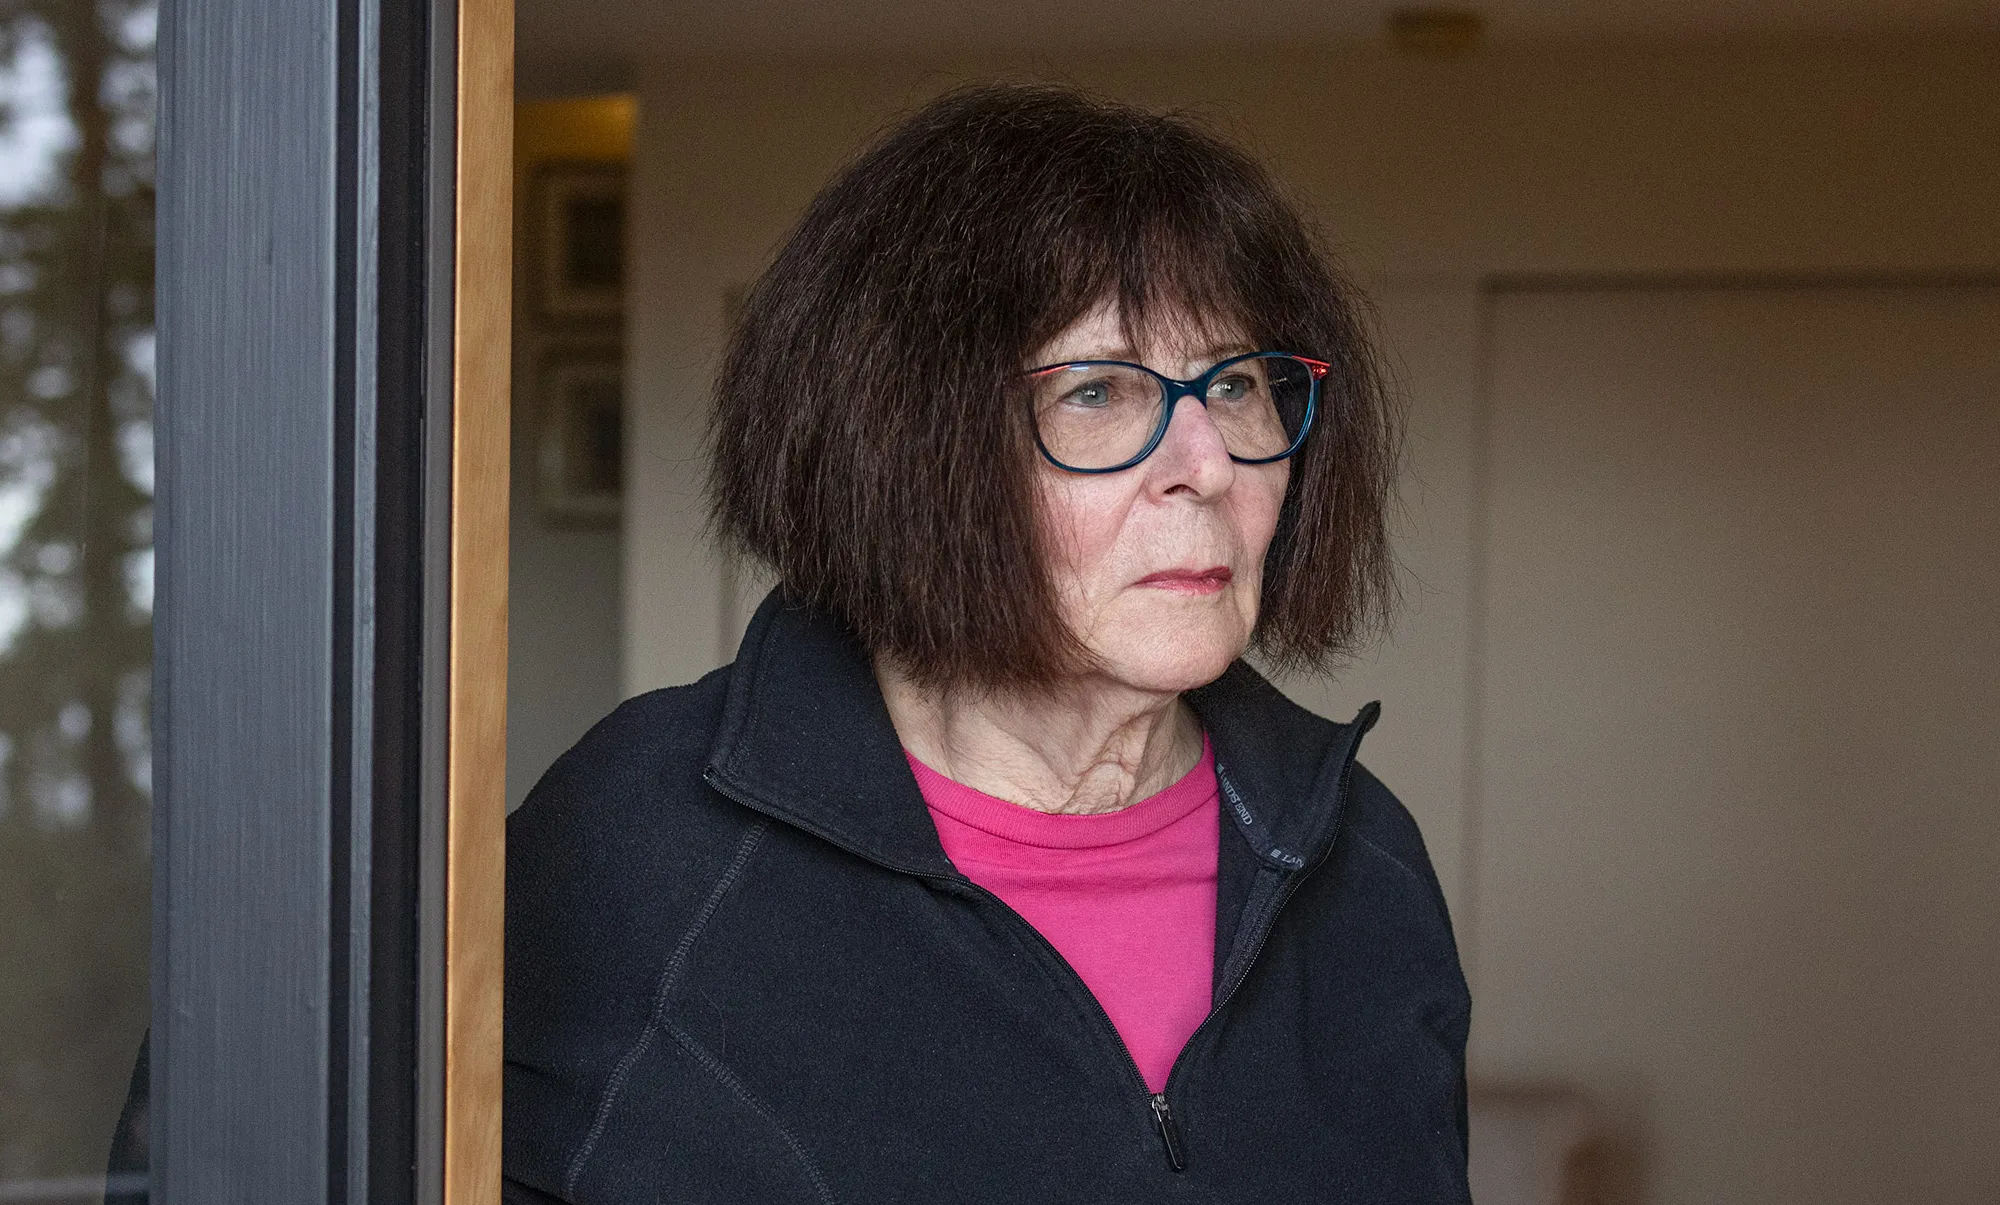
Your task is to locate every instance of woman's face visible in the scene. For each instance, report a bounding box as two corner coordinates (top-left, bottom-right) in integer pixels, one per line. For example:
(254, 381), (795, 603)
(1033, 301), (1291, 696)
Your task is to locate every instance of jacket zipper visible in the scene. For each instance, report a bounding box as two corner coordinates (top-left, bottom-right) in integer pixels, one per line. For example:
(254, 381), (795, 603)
(1162, 748), (1363, 1097)
(701, 767), (1185, 1167)
(922, 739), (1363, 1176)
(932, 874), (1184, 1169)
(703, 724), (1368, 1178)
(1150, 1093), (1187, 1172)
(1214, 752), (1361, 1018)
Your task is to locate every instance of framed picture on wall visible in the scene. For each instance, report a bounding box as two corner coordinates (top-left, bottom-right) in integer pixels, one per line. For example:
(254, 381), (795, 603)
(530, 161), (626, 321)
(533, 338), (623, 524)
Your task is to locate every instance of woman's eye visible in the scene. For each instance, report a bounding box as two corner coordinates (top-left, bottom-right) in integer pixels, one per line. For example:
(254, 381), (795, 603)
(1210, 373), (1258, 401)
(1063, 381), (1113, 407)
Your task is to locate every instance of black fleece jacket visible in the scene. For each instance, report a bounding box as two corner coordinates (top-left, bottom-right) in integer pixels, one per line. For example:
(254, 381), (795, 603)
(503, 594), (1472, 1204)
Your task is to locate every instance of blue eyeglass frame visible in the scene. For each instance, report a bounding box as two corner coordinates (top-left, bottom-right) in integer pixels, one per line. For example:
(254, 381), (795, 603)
(1025, 350), (1331, 474)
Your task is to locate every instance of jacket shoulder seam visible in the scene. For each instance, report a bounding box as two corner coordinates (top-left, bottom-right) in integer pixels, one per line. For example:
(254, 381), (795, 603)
(662, 1017), (840, 1205)
(1354, 829), (1425, 889)
(1354, 829), (1455, 931)
(561, 818), (771, 1198)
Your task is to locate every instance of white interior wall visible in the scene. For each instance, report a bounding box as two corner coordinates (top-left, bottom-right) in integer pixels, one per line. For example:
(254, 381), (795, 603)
(507, 102), (631, 808)
(621, 38), (2000, 1204)
(507, 433), (622, 809)
(1476, 286), (2000, 1202)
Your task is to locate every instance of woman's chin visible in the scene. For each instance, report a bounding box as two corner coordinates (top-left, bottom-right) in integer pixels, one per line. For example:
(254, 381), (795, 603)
(1094, 628), (1250, 696)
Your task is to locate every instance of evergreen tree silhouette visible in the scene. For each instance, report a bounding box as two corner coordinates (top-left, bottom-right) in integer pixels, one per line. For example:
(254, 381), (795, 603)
(0, 0), (156, 1182)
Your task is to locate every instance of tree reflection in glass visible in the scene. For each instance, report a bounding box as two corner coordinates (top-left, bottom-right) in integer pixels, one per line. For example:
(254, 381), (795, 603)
(0, 0), (156, 1198)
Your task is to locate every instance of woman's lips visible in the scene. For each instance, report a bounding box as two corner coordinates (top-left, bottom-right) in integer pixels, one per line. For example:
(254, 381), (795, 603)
(1135, 566), (1233, 595)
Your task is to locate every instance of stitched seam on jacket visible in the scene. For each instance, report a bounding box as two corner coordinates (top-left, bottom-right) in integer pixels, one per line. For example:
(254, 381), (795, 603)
(662, 1018), (840, 1205)
(1356, 831), (1462, 945)
(562, 819), (771, 1198)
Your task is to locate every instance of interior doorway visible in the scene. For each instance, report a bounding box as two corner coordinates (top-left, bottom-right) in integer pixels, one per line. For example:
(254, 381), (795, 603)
(507, 96), (632, 810)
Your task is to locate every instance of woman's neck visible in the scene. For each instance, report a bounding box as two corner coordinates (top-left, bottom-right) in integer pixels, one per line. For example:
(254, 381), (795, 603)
(877, 665), (1204, 816)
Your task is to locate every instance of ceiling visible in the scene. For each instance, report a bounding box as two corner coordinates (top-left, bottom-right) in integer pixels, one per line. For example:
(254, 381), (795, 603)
(517, 0), (2000, 93)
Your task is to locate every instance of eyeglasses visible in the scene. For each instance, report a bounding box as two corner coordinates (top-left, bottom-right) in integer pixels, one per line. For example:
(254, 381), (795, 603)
(1026, 351), (1329, 474)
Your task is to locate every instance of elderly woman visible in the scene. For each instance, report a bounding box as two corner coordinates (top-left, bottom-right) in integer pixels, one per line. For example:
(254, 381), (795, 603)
(505, 85), (1469, 1204)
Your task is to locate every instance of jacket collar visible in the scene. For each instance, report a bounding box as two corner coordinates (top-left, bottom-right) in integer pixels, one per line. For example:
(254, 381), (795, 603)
(703, 590), (1377, 879)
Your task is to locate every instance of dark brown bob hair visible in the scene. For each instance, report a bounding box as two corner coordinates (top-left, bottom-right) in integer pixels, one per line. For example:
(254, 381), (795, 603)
(709, 83), (1399, 690)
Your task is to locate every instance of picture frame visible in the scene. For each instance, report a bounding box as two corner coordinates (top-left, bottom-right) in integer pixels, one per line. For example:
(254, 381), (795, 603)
(530, 161), (626, 321)
(532, 338), (623, 525)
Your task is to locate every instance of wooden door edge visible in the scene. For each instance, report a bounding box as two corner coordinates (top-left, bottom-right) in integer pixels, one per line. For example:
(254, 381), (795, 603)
(445, 0), (512, 1200)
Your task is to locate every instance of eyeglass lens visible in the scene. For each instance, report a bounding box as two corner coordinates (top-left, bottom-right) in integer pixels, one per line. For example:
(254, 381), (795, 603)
(1031, 355), (1314, 471)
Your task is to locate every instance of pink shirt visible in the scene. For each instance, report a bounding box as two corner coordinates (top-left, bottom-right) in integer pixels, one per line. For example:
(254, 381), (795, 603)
(907, 740), (1220, 1092)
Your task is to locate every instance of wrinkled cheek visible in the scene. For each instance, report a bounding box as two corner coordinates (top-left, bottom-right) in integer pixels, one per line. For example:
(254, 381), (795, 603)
(1034, 494), (1086, 601)
(1034, 477), (1126, 615)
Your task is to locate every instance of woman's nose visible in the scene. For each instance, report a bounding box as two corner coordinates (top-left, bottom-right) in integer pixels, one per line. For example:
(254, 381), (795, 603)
(1147, 390), (1236, 495)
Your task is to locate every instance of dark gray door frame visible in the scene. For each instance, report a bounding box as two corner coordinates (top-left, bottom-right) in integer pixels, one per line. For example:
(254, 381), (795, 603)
(154, 1), (457, 1201)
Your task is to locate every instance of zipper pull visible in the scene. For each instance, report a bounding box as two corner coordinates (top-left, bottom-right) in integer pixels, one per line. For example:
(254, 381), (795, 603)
(1150, 1092), (1187, 1173)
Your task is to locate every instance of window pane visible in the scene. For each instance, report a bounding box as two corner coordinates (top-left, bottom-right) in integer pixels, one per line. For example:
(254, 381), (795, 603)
(0, 2), (156, 1202)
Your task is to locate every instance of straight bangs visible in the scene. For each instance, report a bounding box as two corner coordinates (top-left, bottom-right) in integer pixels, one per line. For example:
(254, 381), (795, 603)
(1023, 134), (1265, 366)
(708, 83), (1399, 692)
